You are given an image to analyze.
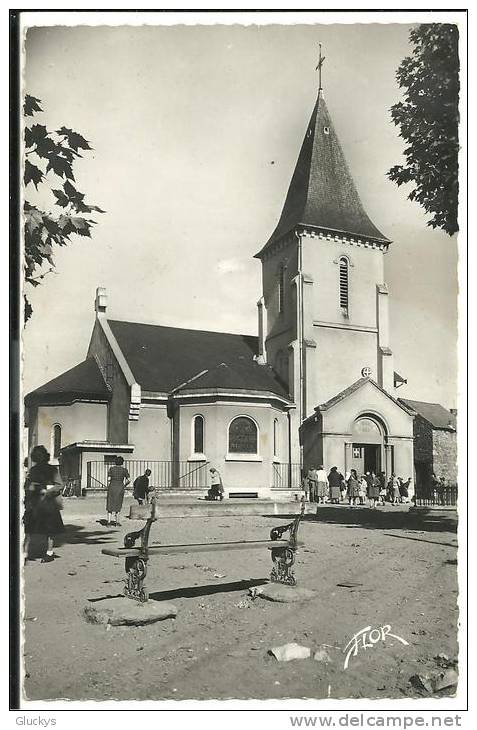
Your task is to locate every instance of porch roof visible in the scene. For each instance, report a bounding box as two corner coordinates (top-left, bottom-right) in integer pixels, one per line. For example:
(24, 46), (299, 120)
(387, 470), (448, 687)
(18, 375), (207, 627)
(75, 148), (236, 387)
(300, 378), (415, 428)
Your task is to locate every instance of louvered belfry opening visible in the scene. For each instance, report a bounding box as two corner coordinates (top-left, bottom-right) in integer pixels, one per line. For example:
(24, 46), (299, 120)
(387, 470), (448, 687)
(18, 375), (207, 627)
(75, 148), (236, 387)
(339, 257), (349, 313)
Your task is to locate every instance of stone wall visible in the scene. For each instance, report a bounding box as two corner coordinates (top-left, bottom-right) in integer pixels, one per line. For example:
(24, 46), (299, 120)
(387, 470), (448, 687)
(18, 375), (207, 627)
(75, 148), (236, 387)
(433, 429), (458, 483)
(413, 415), (433, 464)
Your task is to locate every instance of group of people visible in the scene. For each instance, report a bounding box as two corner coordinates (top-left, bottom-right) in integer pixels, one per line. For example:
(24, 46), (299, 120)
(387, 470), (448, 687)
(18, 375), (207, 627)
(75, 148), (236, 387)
(23, 447), (226, 563)
(23, 448), (155, 563)
(106, 459), (155, 525)
(430, 473), (451, 504)
(305, 465), (412, 508)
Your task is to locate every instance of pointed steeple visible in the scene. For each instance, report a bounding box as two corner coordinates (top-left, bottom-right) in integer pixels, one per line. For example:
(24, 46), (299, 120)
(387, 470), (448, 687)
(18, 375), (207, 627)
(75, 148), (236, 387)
(256, 93), (390, 258)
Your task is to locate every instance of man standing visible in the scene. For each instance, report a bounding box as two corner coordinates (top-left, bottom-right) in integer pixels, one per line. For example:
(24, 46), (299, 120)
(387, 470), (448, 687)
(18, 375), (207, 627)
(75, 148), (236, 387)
(306, 466), (318, 503)
(133, 468), (152, 505)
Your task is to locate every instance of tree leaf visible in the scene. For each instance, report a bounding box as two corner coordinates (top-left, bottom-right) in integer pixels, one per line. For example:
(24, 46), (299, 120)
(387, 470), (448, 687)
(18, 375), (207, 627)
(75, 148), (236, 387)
(70, 217), (92, 237)
(56, 127), (92, 151)
(24, 95), (43, 117)
(46, 155), (75, 181)
(63, 180), (84, 202)
(51, 189), (70, 208)
(35, 135), (59, 160)
(24, 160), (43, 188)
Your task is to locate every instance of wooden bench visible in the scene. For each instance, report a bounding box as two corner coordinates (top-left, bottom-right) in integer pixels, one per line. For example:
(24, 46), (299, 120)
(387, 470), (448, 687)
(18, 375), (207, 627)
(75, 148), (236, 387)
(102, 497), (306, 602)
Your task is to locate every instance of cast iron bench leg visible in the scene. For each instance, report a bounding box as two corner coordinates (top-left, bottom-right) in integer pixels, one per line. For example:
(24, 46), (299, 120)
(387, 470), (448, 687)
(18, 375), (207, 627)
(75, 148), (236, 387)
(269, 498), (305, 587)
(270, 546), (296, 586)
(124, 555), (149, 603)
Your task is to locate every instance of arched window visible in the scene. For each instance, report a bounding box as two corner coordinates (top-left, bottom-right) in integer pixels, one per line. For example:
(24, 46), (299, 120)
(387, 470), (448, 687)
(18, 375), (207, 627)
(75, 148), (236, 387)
(52, 424), (62, 459)
(228, 416), (258, 454)
(192, 415), (204, 454)
(273, 418), (279, 458)
(339, 257), (349, 313)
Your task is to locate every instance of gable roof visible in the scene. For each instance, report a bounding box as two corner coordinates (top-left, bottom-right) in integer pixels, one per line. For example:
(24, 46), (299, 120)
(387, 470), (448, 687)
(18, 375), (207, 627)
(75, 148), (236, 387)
(174, 359), (289, 399)
(316, 377), (414, 415)
(399, 399), (456, 430)
(256, 93), (390, 258)
(108, 319), (288, 397)
(25, 358), (110, 405)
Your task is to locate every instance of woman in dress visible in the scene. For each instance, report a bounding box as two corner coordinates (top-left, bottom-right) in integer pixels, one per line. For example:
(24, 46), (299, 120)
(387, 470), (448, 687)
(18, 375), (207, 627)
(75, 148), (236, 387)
(367, 471), (380, 509)
(315, 465), (328, 505)
(106, 456), (130, 526)
(328, 466), (342, 504)
(341, 472), (349, 502)
(390, 473), (401, 505)
(347, 469), (360, 507)
(399, 477), (411, 503)
(24, 445), (64, 563)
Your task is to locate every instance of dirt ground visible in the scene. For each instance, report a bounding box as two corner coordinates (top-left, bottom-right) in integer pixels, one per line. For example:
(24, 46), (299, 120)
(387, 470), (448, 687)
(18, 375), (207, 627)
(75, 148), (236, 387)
(22, 499), (459, 702)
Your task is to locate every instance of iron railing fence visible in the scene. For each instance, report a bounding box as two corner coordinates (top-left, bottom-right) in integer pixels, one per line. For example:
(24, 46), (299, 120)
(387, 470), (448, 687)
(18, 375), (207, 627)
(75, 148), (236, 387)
(272, 462), (302, 490)
(414, 484), (458, 507)
(86, 460), (210, 491)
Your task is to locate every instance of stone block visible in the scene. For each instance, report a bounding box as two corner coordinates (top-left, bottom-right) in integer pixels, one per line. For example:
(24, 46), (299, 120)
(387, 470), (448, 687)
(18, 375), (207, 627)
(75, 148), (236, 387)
(84, 597), (177, 626)
(258, 583), (316, 603)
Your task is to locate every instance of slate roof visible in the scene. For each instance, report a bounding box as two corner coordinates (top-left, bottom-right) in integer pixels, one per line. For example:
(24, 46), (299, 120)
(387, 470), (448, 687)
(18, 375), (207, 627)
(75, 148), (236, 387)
(25, 358), (110, 405)
(108, 319), (289, 398)
(175, 360), (289, 399)
(256, 93), (390, 258)
(399, 399), (457, 430)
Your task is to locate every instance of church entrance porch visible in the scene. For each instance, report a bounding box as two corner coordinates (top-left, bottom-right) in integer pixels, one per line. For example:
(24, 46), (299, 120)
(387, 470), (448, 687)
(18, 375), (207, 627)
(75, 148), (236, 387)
(299, 378), (415, 489)
(349, 415), (385, 476)
(350, 444), (381, 476)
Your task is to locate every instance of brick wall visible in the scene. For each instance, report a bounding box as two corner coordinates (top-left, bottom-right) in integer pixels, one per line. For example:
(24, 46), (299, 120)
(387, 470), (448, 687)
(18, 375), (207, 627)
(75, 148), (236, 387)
(433, 429), (458, 482)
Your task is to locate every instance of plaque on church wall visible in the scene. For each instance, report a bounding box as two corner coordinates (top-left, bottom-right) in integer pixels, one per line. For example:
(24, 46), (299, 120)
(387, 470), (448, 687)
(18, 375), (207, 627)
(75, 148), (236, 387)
(228, 417), (258, 453)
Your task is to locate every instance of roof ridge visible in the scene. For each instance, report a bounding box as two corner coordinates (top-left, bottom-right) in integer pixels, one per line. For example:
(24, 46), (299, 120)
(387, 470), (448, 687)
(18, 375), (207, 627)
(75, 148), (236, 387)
(316, 377), (414, 415)
(107, 318), (258, 341)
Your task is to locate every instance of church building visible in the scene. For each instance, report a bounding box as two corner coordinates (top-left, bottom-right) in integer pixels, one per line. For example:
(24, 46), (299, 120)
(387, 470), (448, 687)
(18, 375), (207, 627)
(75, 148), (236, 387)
(25, 83), (418, 496)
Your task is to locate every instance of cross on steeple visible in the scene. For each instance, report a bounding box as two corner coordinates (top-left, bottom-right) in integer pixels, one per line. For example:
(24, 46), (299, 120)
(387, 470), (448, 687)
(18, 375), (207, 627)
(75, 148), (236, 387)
(316, 43), (325, 93)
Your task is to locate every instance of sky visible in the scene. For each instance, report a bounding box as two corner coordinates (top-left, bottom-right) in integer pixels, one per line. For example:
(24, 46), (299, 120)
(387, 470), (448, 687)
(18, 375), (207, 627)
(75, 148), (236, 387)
(23, 21), (459, 408)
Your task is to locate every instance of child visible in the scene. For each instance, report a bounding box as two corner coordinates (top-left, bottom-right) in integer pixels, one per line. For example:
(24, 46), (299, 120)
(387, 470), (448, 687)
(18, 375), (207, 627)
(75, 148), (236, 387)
(359, 475), (367, 505)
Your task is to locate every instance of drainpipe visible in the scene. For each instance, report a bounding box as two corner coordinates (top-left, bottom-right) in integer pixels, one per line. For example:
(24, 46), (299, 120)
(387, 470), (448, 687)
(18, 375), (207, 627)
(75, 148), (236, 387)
(167, 395), (178, 487)
(287, 407), (292, 488)
(296, 231), (305, 471)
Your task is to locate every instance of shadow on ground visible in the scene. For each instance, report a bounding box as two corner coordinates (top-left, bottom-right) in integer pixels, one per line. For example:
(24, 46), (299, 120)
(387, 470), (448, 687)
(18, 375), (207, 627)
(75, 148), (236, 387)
(149, 577), (268, 602)
(262, 506), (457, 535)
(87, 578), (268, 604)
(55, 524), (118, 547)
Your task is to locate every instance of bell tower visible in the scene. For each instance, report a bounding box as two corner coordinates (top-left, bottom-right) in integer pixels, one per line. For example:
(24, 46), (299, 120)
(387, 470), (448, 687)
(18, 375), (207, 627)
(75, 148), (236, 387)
(255, 75), (394, 426)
